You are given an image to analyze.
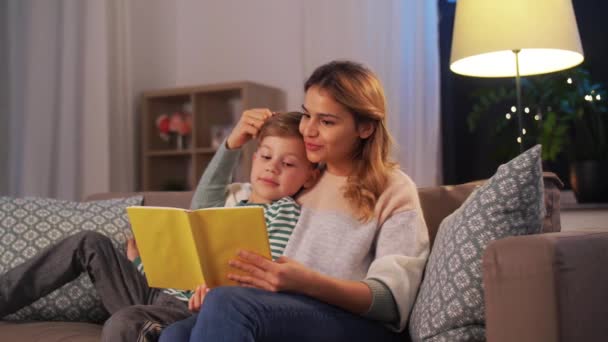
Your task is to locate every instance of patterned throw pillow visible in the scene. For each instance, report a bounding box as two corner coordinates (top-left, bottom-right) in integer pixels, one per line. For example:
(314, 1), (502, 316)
(0, 195), (142, 323)
(409, 145), (545, 341)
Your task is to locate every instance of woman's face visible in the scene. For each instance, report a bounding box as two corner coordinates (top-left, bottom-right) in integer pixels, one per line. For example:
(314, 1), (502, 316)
(300, 86), (370, 176)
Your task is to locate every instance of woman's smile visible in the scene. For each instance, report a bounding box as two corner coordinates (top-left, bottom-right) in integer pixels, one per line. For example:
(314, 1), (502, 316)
(304, 142), (323, 151)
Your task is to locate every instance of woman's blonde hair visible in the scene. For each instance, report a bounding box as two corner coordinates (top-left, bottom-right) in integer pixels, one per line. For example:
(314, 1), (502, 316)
(304, 60), (397, 221)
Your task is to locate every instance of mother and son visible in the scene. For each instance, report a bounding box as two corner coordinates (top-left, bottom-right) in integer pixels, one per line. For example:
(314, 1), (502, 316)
(0, 60), (430, 341)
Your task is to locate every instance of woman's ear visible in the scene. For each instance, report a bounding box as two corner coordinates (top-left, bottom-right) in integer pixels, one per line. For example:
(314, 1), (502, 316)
(303, 168), (321, 189)
(357, 121), (375, 139)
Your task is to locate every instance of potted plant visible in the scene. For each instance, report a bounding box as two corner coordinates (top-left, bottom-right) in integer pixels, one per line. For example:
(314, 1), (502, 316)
(568, 87), (608, 202)
(468, 67), (608, 202)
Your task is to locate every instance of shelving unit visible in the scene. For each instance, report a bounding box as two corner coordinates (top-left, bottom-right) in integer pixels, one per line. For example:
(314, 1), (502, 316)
(140, 82), (285, 191)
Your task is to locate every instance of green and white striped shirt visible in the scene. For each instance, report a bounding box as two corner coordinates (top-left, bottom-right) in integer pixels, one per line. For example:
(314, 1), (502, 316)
(238, 196), (300, 260)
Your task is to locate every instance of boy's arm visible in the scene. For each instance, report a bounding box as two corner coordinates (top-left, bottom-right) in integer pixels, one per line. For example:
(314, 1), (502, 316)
(190, 140), (242, 210)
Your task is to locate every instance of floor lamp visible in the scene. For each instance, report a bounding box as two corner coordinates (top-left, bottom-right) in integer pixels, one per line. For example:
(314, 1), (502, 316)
(450, 0), (584, 153)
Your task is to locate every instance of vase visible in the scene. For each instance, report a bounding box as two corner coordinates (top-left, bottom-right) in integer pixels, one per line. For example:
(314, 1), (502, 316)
(570, 161), (608, 203)
(169, 134), (188, 150)
(176, 135), (184, 150)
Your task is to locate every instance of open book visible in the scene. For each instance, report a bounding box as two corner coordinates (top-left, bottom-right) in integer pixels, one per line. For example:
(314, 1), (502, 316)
(126, 206), (271, 290)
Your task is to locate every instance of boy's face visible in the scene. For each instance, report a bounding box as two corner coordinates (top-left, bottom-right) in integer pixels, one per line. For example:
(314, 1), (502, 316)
(248, 135), (314, 204)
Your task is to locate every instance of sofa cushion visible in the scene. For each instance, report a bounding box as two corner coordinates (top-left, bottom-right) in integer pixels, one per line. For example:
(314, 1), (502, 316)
(0, 196), (142, 323)
(0, 321), (101, 342)
(409, 145), (545, 341)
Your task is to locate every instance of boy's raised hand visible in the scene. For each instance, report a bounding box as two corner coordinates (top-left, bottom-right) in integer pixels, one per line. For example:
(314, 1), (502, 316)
(226, 109), (274, 149)
(188, 284), (210, 312)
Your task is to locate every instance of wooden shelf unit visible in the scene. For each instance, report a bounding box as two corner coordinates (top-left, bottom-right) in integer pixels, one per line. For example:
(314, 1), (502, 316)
(140, 82), (285, 191)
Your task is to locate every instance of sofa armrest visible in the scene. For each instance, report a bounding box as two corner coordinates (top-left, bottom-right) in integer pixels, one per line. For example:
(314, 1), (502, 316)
(482, 231), (608, 342)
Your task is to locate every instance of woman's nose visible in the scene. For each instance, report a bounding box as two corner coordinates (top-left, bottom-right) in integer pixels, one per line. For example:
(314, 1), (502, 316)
(302, 118), (319, 137)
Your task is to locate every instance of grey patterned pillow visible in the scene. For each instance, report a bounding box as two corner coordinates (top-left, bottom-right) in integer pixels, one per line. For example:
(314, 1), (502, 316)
(409, 145), (545, 341)
(0, 195), (142, 323)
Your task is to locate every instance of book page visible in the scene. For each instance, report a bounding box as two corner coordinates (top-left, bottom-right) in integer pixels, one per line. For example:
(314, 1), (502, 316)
(189, 206), (271, 288)
(127, 206), (204, 290)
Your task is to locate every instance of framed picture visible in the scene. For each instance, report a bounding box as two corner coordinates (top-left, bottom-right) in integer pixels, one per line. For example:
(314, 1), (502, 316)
(211, 124), (233, 149)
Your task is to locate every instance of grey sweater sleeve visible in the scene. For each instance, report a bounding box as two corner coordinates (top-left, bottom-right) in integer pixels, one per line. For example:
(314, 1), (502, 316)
(190, 140), (242, 210)
(361, 279), (400, 323)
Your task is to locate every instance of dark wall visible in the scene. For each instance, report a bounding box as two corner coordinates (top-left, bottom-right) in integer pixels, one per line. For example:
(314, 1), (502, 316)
(439, 0), (608, 185)
(0, 0), (8, 194)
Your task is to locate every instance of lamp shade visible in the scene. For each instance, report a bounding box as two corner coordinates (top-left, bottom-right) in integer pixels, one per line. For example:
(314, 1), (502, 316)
(450, 0), (584, 77)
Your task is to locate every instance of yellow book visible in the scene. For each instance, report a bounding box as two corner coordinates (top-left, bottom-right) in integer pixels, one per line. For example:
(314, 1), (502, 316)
(126, 206), (271, 290)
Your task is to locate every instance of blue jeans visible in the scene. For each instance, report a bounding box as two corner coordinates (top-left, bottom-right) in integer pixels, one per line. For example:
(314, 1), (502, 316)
(159, 286), (406, 342)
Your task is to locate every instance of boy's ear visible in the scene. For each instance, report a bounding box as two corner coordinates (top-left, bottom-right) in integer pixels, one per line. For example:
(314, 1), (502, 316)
(358, 121), (375, 139)
(302, 168), (321, 189)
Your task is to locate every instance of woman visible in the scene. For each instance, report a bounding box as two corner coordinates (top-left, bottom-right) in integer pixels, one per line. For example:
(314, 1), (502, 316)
(161, 60), (430, 341)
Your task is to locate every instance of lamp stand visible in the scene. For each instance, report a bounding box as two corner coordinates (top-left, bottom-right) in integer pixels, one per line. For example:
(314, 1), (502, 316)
(513, 49), (524, 153)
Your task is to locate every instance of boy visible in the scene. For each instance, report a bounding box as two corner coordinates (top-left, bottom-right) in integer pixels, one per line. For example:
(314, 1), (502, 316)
(129, 111), (317, 337)
(0, 111), (316, 342)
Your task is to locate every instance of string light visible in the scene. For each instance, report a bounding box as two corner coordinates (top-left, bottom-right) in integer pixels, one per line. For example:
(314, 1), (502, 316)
(511, 106), (517, 112)
(534, 114), (541, 121)
(517, 137), (522, 144)
(524, 107), (530, 114)
(505, 113), (512, 119)
(597, 94), (602, 101)
(567, 78), (573, 84)
(585, 95), (593, 102)
(522, 128), (527, 135)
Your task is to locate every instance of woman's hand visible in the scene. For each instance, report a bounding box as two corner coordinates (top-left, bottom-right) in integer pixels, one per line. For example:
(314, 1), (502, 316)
(227, 251), (319, 293)
(229, 250), (374, 315)
(188, 284), (210, 313)
(226, 109), (274, 149)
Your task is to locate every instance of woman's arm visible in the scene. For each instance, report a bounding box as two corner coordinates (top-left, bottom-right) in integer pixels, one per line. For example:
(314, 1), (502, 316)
(227, 251), (372, 315)
(303, 270), (373, 315)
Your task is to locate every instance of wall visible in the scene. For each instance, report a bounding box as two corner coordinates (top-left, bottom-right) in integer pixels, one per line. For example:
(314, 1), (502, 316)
(0, 0), (7, 194)
(174, 0), (305, 110)
(129, 0), (177, 98)
(120, 0), (177, 192)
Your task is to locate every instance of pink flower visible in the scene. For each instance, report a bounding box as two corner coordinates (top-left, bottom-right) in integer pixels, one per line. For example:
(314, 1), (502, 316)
(156, 114), (170, 141)
(157, 112), (192, 142)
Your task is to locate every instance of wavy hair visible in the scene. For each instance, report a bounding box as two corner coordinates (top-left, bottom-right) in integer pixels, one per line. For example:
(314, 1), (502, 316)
(304, 60), (397, 221)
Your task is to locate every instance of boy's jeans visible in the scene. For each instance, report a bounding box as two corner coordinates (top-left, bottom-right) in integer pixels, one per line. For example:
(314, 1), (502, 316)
(0, 231), (190, 342)
(160, 286), (406, 342)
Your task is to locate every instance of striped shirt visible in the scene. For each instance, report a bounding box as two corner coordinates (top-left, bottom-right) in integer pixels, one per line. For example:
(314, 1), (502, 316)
(238, 196), (300, 260)
(133, 196), (300, 302)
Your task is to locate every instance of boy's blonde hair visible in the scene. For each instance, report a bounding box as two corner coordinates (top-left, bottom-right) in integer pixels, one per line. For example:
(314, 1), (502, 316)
(258, 112), (304, 141)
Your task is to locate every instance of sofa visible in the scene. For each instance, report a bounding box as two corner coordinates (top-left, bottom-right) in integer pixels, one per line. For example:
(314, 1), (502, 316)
(1, 174), (607, 341)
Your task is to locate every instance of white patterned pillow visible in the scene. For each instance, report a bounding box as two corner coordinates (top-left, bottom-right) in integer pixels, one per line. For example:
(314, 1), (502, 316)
(409, 145), (545, 341)
(0, 196), (142, 323)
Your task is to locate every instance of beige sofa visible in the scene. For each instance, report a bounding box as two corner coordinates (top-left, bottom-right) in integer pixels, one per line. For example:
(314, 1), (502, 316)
(2, 175), (607, 341)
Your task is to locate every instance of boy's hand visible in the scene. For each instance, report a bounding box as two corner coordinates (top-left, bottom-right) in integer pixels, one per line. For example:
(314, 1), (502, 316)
(126, 238), (139, 262)
(188, 284), (210, 312)
(226, 109), (274, 149)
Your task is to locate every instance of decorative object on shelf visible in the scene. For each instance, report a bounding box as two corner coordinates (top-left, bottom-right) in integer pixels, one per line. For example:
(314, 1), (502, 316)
(211, 124), (233, 149)
(156, 111), (192, 149)
(450, 0), (584, 153)
(141, 82), (285, 191)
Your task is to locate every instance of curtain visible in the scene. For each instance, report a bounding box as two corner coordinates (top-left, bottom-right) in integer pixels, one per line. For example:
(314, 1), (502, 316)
(4, 0), (134, 200)
(302, 0), (441, 186)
